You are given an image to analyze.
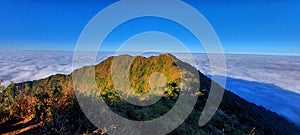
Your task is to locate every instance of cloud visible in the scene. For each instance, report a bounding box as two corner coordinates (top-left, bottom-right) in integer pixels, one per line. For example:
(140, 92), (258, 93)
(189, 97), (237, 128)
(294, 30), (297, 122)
(176, 53), (300, 126)
(177, 53), (300, 94)
(0, 50), (73, 86)
(223, 76), (300, 127)
(0, 50), (111, 86)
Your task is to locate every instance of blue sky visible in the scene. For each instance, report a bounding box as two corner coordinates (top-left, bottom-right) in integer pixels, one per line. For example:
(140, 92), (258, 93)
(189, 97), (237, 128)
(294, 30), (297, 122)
(0, 0), (300, 55)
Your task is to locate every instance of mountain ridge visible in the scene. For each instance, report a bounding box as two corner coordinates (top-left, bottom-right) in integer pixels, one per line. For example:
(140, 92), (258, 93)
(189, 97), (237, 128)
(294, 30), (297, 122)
(0, 53), (299, 134)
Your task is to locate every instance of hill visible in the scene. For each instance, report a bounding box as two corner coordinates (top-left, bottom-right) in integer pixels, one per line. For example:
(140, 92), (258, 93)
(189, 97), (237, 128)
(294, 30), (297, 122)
(0, 54), (299, 134)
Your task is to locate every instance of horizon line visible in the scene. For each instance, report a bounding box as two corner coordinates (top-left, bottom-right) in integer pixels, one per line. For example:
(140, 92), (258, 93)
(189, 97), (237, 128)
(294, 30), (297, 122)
(0, 49), (299, 57)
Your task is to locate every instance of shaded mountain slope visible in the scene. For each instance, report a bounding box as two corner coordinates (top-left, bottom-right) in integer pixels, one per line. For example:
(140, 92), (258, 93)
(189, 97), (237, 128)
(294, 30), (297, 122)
(0, 54), (299, 134)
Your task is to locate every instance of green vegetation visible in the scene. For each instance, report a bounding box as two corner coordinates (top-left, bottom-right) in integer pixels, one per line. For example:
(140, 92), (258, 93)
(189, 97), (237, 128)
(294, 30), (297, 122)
(0, 54), (299, 134)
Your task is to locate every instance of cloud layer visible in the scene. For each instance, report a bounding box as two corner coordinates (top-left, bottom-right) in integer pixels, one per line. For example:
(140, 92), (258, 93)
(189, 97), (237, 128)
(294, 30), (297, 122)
(178, 53), (300, 94)
(0, 50), (73, 86)
(0, 50), (110, 86)
(177, 53), (300, 126)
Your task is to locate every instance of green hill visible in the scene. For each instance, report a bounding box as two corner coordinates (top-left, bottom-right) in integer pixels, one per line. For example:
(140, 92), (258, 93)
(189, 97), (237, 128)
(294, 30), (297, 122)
(0, 54), (299, 134)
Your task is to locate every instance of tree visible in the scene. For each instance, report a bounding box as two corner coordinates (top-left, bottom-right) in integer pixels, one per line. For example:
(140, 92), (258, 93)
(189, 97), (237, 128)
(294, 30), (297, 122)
(25, 83), (30, 91)
(0, 79), (7, 122)
(0, 79), (4, 88)
(0, 80), (16, 121)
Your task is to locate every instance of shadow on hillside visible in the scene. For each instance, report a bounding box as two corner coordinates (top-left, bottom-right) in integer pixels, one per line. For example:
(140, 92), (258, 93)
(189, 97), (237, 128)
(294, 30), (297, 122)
(210, 75), (300, 127)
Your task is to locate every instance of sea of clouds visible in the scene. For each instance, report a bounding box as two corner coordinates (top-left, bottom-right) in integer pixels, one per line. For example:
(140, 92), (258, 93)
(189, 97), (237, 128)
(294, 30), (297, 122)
(0, 50), (73, 86)
(178, 53), (300, 126)
(178, 53), (300, 94)
(0, 50), (299, 126)
(0, 50), (112, 86)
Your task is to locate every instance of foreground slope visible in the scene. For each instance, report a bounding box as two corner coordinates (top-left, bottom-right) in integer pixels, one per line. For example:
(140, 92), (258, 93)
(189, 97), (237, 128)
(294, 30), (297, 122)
(0, 54), (299, 134)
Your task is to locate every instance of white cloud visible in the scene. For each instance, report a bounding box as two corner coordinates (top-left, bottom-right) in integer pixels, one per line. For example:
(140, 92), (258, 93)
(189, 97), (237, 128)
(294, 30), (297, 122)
(0, 50), (112, 86)
(177, 53), (300, 94)
(0, 50), (73, 86)
(176, 53), (300, 126)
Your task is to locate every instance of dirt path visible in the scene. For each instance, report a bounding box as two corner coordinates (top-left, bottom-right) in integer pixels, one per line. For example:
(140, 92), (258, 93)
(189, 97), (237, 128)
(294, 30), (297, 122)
(0, 115), (43, 135)
(2, 122), (43, 135)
